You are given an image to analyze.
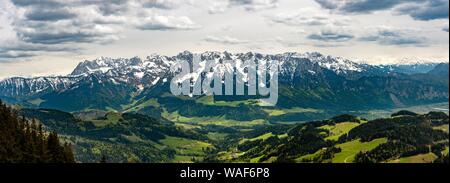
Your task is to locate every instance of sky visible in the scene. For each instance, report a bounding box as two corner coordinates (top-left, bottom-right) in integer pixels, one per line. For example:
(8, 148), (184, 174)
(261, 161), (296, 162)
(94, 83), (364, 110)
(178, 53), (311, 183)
(0, 0), (449, 79)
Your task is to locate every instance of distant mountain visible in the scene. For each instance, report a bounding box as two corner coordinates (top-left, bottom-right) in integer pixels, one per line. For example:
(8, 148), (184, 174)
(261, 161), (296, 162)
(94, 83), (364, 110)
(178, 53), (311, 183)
(0, 51), (448, 114)
(70, 56), (173, 87)
(0, 76), (81, 98)
(38, 74), (139, 112)
(428, 63), (450, 76)
(2, 52), (448, 163)
(379, 62), (442, 75)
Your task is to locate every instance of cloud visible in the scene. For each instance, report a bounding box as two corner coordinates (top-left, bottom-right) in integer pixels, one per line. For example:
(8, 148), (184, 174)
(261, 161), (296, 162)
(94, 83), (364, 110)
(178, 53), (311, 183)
(4, 0), (200, 53)
(140, 0), (182, 9)
(135, 15), (201, 30)
(359, 26), (427, 46)
(209, 0), (278, 14)
(307, 29), (354, 42)
(443, 23), (449, 32)
(14, 18), (122, 44)
(269, 10), (351, 27)
(275, 36), (347, 48)
(25, 8), (77, 21)
(275, 37), (305, 47)
(0, 41), (79, 61)
(0, 0), (203, 61)
(209, 1), (229, 14)
(11, 0), (184, 13)
(93, 0), (132, 16)
(0, 51), (35, 60)
(315, 0), (448, 21)
(316, 0), (404, 13)
(314, 0), (339, 9)
(10, 0), (64, 8)
(8, 1), (125, 45)
(395, 0), (449, 20)
(205, 36), (248, 44)
(230, 0), (279, 11)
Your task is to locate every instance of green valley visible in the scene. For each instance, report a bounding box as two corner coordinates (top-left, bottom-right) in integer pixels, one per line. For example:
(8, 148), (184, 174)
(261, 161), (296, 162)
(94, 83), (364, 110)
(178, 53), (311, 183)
(5, 98), (450, 163)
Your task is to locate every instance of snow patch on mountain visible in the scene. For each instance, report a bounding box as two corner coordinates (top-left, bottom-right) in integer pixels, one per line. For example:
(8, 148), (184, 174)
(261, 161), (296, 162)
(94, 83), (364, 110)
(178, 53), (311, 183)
(0, 76), (81, 97)
(2, 51), (443, 99)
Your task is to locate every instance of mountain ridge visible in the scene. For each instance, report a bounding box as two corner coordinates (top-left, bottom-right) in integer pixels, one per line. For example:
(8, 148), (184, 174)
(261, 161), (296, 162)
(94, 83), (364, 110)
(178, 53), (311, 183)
(1, 51), (448, 114)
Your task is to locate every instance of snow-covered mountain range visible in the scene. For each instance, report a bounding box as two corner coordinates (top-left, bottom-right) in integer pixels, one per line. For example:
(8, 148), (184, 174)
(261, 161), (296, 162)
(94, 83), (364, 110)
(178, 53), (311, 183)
(0, 51), (448, 112)
(0, 51), (383, 96)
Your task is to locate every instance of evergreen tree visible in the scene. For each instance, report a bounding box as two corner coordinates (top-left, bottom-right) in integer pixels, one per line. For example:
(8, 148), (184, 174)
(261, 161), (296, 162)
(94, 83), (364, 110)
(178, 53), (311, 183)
(0, 100), (75, 163)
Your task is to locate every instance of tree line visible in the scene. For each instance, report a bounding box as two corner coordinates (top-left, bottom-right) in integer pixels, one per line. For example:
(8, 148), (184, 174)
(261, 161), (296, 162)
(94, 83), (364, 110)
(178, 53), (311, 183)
(0, 100), (75, 163)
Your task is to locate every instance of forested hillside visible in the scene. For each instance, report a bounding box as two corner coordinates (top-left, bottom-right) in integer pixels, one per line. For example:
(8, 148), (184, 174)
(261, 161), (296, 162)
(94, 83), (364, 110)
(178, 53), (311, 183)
(207, 112), (449, 163)
(18, 108), (212, 163)
(0, 100), (74, 163)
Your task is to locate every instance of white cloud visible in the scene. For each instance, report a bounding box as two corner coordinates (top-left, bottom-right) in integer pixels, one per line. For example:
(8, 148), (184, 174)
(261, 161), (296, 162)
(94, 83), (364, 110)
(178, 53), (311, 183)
(275, 37), (305, 47)
(443, 23), (449, 32)
(269, 8), (351, 27)
(205, 36), (248, 44)
(139, 0), (187, 9)
(0, 0), (201, 61)
(0, 0), (448, 68)
(135, 15), (201, 30)
(208, 1), (229, 14)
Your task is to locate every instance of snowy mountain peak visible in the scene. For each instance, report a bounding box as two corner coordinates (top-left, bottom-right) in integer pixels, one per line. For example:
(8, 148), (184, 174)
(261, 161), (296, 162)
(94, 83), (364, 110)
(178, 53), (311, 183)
(289, 52), (366, 73)
(0, 51), (408, 99)
(395, 57), (447, 65)
(0, 76), (81, 97)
